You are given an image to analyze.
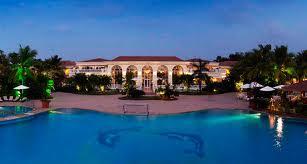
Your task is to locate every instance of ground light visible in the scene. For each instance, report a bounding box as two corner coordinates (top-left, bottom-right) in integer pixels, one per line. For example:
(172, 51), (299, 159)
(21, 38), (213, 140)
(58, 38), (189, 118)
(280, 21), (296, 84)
(206, 113), (261, 124)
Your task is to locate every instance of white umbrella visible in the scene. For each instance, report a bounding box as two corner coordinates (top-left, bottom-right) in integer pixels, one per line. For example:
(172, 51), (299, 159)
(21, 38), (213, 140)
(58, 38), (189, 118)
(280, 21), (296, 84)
(14, 85), (29, 90)
(273, 85), (285, 89)
(241, 83), (250, 89)
(250, 82), (263, 88)
(260, 86), (275, 92)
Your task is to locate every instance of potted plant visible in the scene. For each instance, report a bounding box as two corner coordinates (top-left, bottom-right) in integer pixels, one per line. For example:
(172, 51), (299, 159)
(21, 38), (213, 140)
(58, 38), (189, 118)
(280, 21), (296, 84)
(39, 78), (54, 108)
(41, 97), (51, 108)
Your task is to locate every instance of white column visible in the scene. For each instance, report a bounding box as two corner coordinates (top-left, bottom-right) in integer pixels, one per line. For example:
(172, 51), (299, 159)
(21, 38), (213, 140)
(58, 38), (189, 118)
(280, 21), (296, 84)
(107, 65), (113, 76)
(167, 65), (174, 86)
(121, 65), (128, 80)
(136, 65), (143, 89)
(152, 65), (158, 90)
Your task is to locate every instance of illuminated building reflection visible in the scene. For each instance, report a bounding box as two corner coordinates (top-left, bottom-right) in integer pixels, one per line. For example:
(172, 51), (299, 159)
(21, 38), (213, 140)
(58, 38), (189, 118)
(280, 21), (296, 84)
(274, 117), (283, 148)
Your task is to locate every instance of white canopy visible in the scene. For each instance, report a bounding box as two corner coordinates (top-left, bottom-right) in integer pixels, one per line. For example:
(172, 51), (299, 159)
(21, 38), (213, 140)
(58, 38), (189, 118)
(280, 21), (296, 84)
(14, 85), (29, 90)
(260, 86), (275, 92)
(274, 85), (285, 89)
(250, 82), (263, 88)
(241, 83), (251, 89)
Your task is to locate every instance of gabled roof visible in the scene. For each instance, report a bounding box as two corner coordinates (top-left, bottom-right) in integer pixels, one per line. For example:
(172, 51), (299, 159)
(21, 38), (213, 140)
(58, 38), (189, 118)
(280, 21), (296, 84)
(60, 60), (76, 67)
(112, 56), (183, 61)
(219, 61), (238, 67)
(81, 58), (109, 62)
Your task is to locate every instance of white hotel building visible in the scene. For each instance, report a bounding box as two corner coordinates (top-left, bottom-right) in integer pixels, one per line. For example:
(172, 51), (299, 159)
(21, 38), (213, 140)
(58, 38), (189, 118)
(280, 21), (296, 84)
(62, 56), (236, 92)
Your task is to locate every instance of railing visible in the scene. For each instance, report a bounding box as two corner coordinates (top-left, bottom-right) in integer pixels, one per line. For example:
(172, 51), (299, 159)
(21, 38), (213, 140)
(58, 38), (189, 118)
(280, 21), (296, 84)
(123, 103), (149, 116)
(76, 69), (104, 73)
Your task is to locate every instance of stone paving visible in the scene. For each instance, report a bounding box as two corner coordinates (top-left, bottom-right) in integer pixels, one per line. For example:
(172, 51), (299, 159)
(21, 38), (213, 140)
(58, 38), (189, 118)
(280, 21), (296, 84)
(0, 92), (249, 122)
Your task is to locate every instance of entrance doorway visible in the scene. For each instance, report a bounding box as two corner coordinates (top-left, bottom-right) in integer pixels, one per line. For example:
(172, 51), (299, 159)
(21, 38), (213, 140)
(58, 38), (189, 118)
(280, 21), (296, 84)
(142, 65), (153, 92)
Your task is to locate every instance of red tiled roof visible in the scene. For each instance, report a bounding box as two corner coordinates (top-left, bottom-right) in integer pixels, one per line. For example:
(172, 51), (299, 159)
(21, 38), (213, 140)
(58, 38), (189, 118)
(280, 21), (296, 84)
(112, 56), (183, 61)
(81, 58), (109, 62)
(219, 61), (238, 67)
(282, 81), (307, 92)
(60, 60), (76, 67)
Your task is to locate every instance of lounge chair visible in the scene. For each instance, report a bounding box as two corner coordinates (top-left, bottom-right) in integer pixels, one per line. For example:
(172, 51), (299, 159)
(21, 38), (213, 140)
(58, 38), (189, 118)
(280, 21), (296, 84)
(13, 96), (20, 102)
(0, 97), (3, 102)
(3, 96), (8, 101)
(20, 97), (28, 102)
(8, 96), (14, 101)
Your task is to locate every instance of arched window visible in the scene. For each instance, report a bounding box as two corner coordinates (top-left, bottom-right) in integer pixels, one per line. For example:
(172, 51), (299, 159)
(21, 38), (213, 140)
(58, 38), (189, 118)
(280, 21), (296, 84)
(111, 65), (122, 84)
(126, 65), (138, 78)
(157, 65), (168, 85)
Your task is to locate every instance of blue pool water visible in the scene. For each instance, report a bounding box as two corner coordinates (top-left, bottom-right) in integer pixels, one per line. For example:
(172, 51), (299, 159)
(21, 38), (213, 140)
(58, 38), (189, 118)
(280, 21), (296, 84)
(0, 106), (33, 117)
(0, 108), (306, 164)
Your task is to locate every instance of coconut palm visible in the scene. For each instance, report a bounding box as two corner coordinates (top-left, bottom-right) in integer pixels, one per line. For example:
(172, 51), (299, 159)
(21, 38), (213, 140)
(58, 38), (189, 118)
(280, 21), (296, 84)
(271, 45), (295, 84)
(238, 44), (274, 85)
(8, 45), (37, 85)
(34, 55), (65, 89)
(100, 75), (112, 89)
(192, 58), (210, 91)
(73, 73), (88, 92)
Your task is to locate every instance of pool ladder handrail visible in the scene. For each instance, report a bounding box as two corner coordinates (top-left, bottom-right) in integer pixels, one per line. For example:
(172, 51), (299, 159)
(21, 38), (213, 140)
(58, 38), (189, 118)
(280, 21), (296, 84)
(123, 103), (149, 116)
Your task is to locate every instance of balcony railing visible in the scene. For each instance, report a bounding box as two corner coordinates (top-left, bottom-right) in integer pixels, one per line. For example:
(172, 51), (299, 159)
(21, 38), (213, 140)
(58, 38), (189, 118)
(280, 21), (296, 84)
(73, 69), (105, 73)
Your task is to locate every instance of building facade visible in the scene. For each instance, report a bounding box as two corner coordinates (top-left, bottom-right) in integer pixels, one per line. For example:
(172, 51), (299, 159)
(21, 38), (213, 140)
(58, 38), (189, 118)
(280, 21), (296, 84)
(62, 56), (236, 92)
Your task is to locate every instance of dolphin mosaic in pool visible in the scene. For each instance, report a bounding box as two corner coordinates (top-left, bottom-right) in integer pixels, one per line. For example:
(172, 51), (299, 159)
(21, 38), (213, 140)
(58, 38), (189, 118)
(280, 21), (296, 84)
(159, 132), (205, 157)
(97, 127), (142, 148)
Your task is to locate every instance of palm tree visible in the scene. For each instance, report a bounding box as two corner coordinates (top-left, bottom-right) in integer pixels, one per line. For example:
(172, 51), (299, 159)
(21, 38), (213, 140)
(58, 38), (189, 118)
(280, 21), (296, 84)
(238, 44), (274, 85)
(73, 73), (88, 92)
(295, 50), (307, 82)
(8, 45), (37, 85)
(0, 50), (15, 95)
(100, 75), (112, 89)
(272, 45), (295, 84)
(192, 59), (210, 91)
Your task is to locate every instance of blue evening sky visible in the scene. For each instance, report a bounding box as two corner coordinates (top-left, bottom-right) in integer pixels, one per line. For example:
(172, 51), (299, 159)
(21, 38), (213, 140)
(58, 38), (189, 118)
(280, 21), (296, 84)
(0, 0), (307, 61)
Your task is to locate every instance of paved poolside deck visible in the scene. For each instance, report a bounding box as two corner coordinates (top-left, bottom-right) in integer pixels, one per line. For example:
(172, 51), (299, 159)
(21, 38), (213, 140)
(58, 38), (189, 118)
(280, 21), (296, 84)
(49, 92), (249, 115)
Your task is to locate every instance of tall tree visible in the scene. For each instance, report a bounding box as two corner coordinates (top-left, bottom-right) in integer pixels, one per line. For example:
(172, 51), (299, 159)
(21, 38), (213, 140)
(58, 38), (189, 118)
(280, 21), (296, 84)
(295, 50), (307, 82)
(272, 45), (295, 84)
(239, 44), (274, 85)
(192, 59), (210, 91)
(8, 45), (37, 85)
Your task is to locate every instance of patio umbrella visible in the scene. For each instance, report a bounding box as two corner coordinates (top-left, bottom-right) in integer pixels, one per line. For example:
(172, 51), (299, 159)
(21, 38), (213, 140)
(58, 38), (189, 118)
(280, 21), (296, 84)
(14, 85), (29, 90)
(260, 86), (275, 92)
(241, 83), (250, 89)
(250, 82), (263, 88)
(14, 85), (29, 97)
(274, 85), (285, 89)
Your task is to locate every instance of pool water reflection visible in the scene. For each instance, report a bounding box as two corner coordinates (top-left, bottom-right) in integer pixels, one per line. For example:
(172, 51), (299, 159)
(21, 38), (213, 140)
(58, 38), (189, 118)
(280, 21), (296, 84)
(0, 109), (306, 164)
(0, 106), (33, 118)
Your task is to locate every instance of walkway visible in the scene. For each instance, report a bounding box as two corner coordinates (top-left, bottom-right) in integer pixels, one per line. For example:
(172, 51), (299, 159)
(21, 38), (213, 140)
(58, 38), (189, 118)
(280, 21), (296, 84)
(50, 92), (249, 115)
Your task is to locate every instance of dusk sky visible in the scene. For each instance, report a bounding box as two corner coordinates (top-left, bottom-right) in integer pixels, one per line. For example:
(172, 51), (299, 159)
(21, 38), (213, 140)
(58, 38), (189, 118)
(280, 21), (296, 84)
(0, 0), (307, 61)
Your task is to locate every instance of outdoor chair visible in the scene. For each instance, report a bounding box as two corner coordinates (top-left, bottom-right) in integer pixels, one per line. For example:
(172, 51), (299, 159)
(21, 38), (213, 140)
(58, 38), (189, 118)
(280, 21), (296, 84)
(8, 96), (14, 101)
(13, 96), (20, 102)
(20, 97), (28, 102)
(3, 96), (8, 101)
(0, 97), (3, 102)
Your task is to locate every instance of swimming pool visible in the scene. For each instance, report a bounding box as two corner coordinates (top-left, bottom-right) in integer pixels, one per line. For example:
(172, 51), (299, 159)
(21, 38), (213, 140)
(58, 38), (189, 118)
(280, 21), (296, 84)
(0, 109), (306, 163)
(0, 106), (33, 118)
